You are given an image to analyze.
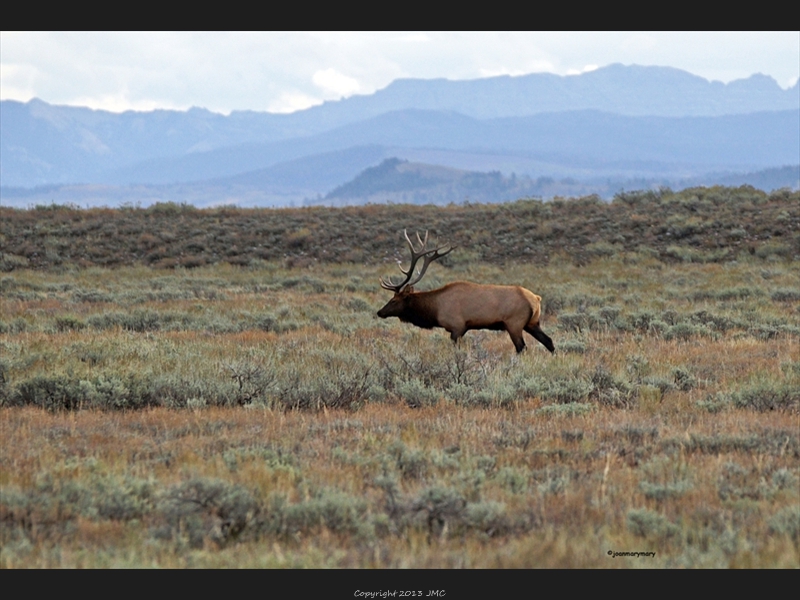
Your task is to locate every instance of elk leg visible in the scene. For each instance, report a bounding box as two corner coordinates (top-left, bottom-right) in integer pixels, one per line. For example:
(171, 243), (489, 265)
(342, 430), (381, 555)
(525, 324), (555, 353)
(449, 327), (466, 345)
(507, 328), (527, 353)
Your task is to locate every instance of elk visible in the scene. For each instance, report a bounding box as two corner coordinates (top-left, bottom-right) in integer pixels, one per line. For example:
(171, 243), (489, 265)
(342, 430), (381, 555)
(377, 230), (555, 354)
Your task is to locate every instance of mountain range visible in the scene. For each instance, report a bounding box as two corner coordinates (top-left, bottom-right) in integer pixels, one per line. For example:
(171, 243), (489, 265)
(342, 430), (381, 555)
(1, 64), (798, 207)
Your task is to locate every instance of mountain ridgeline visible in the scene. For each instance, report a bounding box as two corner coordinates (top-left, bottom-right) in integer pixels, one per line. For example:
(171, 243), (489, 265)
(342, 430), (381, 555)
(1, 64), (798, 207)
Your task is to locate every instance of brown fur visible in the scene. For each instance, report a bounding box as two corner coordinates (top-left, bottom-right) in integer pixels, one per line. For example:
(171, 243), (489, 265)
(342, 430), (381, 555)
(377, 281), (554, 353)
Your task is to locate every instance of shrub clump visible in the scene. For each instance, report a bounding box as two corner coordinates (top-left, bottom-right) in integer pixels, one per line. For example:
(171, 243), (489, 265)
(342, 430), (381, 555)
(768, 506), (800, 542)
(537, 377), (593, 404)
(159, 478), (260, 547)
(589, 365), (637, 408)
(396, 379), (440, 409)
(5, 373), (234, 410)
(771, 288), (800, 303)
(535, 403), (594, 417)
(278, 489), (370, 538)
(627, 508), (680, 539)
(729, 384), (800, 412)
(663, 322), (715, 341)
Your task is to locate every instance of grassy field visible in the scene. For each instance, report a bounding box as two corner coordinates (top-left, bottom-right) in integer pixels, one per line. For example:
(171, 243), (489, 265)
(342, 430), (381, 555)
(1, 187), (799, 569)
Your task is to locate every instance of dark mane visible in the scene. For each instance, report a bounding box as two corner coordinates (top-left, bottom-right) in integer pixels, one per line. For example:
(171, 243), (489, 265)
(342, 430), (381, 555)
(401, 294), (439, 329)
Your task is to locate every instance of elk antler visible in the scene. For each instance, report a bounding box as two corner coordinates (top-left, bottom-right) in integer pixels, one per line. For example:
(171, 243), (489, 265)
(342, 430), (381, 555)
(380, 230), (453, 292)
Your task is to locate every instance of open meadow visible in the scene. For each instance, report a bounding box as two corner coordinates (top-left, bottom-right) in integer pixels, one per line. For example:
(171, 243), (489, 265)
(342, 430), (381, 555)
(1, 187), (798, 568)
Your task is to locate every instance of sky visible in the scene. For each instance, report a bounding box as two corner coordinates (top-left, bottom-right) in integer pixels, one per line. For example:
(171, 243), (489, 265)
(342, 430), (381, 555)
(1, 31), (798, 115)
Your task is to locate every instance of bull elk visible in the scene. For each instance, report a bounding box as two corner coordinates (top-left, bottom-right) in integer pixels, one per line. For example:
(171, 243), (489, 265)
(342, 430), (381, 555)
(377, 230), (555, 354)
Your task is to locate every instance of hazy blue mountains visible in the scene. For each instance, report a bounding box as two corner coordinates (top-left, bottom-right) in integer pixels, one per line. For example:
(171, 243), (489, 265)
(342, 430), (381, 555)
(2, 64), (798, 206)
(307, 64), (799, 120)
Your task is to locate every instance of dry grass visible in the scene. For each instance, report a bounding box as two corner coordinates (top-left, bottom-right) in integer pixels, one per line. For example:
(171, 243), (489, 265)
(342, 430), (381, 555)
(1, 250), (798, 568)
(2, 401), (798, 568)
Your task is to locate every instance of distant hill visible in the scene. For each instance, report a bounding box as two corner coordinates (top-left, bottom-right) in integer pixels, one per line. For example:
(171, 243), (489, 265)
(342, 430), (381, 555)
(3, 159), (796, 209)
(678, 165), (800, 191)
(323, 158), (530, 205)
(319, 158), (800, 206)
(319, 158), (610, 205)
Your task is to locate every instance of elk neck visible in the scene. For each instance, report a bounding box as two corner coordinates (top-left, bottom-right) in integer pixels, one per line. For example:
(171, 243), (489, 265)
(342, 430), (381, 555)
(399, 288), (440, 329)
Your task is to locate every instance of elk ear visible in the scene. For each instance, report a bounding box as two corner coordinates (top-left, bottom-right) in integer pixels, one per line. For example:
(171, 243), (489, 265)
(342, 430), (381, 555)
(404, 285), (415, 294)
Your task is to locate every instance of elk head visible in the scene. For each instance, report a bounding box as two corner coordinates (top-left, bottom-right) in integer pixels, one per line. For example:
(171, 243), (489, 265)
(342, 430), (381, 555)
(377, 230), (453, 319)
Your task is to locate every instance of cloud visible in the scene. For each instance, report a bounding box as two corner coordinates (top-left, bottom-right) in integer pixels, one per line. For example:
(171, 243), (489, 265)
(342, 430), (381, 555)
(69, 93), (181, 113)
(0, 63), (39, 101)
(394, 32), (431, 43)
(566, 64), (600, 76)
(2, 32), (797, 113)
(619, 32), (659, 52)
(266, 91), (324, 114)
(479, 59), (557, 79)
(312, 68), (361, 98)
